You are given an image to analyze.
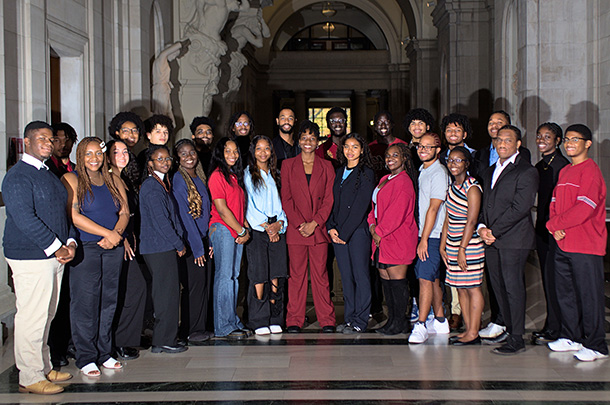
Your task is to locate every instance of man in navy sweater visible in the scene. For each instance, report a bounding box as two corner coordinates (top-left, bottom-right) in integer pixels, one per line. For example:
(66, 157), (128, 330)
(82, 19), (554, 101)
(2, 121), (77, 395)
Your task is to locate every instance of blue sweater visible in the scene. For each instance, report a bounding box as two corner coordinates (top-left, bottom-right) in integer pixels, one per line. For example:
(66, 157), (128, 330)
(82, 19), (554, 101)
(139, 176), (184, 255)
(172, 172), (210, 259)
(2, 160), (74, 260)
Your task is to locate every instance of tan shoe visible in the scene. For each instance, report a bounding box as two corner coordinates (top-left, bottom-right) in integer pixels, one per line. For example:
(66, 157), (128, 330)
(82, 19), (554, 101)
(46, 370), (73, 382)
(18, 380), (64, 395)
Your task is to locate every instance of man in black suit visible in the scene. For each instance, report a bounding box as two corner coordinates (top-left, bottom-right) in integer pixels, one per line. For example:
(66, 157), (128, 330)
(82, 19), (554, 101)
(478, 125), (538, 355)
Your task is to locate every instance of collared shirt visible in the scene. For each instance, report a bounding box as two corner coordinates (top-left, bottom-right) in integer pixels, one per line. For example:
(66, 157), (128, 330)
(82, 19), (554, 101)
(418, 159), (450, 238)
(489, 144), (499, 167)
(50, 155), (74, 172)
(21, 153), (76, 256)
(244, 166), (287, 233)
(154, 171), (166, 180)
(491, 151), (519, 189)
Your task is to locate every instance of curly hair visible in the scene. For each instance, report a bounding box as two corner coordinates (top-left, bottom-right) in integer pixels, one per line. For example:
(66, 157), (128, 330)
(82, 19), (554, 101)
(189, 116), (215, 135)
(108, 112), (144, 140)
(440, 113), (472, 141)
(248, 135), (280, 192)
(174, 139), (208, 220)
(142, 144), (172, 193)
(75, 137), (125, 210)
(209, 137), (245, 192)
(52, 122), (78, 142)
(144, 114), (174, 139)
(326, 107), (348, 124)
(297, 119), (320, 139)
(403, 108), (436, 134)
(337, 133), (374, 170)
(226, 111), (255, 139)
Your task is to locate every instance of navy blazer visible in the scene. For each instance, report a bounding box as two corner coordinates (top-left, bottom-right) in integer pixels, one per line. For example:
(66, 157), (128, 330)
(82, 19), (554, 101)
(479, 153), (539, 250)
(326, 165), (376, 243)
(474, 144), (531, 184)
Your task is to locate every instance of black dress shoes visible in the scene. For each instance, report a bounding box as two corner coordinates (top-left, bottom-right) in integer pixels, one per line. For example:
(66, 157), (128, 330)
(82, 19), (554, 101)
(448, 335), (461, 344)
(321, 325), (336, 333)
(151, 344), (188, 354)
(481, 330), (508, 345)
(188, 331), (214, 345)
(532, 330), (558, 345)
(116, 346), (140, 360)
(492, 341), (525, 355)
(286, 325), (302, 333)
(451, 336), (481, 346)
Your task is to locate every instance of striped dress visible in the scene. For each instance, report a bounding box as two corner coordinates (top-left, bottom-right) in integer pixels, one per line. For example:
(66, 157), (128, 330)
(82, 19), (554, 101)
(445, 176), (485, 288)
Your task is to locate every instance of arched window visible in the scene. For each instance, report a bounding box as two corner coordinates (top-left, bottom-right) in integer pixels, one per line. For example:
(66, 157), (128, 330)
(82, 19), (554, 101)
(283, 23), (376, 51)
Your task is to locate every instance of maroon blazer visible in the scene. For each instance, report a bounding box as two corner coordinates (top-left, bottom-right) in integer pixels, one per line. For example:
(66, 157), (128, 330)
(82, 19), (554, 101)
(281, 154), (335, 246)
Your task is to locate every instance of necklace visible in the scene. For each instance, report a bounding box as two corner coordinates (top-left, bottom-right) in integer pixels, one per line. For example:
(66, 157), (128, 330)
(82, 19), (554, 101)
(542, 151), (557, 171)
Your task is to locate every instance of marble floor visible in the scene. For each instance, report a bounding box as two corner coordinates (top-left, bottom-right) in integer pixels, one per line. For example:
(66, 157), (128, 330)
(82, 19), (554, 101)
(0, 256), (608, 404)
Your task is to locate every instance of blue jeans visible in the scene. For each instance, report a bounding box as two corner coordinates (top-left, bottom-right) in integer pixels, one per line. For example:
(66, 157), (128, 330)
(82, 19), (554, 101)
(209, 223), (244, 336)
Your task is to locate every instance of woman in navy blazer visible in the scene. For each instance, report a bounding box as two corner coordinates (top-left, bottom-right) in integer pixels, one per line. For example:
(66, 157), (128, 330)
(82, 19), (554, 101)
(281, 120), (336, 333)
(327, 133), (376, 333)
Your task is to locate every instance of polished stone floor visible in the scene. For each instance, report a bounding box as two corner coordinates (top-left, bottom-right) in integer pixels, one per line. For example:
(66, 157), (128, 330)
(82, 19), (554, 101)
(0, 256), (608, 404)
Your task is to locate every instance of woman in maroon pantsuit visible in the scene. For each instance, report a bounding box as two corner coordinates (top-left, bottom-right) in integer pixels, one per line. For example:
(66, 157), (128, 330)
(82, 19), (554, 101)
(281, 120), (336, 333)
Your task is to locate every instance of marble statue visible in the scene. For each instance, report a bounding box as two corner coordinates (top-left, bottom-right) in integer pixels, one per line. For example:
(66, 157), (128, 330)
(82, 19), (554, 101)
(182, 0), (242, 115)
(151, 41), (184, 122)
(224, 4), (270, 98)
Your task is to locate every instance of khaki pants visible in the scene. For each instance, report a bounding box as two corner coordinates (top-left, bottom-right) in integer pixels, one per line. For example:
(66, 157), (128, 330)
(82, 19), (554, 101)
(7, 257), (64, 386)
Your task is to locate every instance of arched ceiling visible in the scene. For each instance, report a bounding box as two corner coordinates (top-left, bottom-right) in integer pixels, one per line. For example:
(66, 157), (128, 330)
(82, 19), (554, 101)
(272, 5), (388, 51)
(258, 0), (417, 65)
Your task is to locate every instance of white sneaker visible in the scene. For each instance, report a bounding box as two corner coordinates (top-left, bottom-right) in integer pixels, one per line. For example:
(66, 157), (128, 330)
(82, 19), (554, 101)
(548, 338), (583, 352)
(408, 322), (429, 344)
(269, 325), (283, 334)
(479, 322), (506, 338)
(426, 318), (450, 335)
(574, 347), (609, 362)
(255, 327), (271, 335)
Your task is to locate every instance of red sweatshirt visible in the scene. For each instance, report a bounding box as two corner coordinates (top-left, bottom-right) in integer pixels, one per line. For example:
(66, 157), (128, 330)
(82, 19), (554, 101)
(547, 158), (607, 256)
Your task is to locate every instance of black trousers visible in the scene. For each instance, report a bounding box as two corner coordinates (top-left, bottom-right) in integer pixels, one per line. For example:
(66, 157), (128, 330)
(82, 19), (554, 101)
(535, 234), (561, 334)
(113, 255), (147, 347)
(333, 227), (371, 330)
(554, 247), (608, 354)
(48, 265), (71, 361)
(485, 246), (530, 340)
(143, 250), (180, 347)
(178, 244), (212, 338)
(245, 230), (287, 329)
(70, 242), (123, 368)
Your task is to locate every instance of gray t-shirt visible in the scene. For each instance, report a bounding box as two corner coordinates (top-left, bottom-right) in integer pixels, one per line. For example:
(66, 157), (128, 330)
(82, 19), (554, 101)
(418, 159), (450, 238)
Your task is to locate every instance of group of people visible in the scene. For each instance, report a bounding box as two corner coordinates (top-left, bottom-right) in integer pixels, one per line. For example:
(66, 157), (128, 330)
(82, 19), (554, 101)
(3, 104), (607, 395)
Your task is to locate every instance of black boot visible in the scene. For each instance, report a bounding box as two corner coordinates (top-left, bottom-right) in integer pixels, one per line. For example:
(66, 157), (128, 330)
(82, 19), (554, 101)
(376, 278), (394, 334)
(385, 279), (410, 335)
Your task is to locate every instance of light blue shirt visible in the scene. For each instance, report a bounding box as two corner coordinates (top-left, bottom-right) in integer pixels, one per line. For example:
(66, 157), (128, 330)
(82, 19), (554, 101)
(489, 144), (499, 167)
(244, 166), (287, 233)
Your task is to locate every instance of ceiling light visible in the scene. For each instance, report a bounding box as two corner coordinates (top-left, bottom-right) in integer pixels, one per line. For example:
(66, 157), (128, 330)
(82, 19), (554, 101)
(322, 2), (336, 18)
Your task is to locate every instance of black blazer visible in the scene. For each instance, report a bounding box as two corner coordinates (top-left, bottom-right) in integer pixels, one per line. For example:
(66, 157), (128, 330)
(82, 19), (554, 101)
(474, 144), (531, 184)
(326, 165), (376, 243)
(479, 153), (538, 250)
(45, 158), (74, 179)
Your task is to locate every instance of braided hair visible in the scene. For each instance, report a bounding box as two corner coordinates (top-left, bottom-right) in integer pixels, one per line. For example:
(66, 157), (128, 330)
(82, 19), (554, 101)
(174, 139), (207, 219)
(142, 144), (171, 193)
(75, 137), (125, 209)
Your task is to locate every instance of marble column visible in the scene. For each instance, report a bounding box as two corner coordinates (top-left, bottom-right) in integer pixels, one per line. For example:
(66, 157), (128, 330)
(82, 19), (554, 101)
(406, 39), (438, 117)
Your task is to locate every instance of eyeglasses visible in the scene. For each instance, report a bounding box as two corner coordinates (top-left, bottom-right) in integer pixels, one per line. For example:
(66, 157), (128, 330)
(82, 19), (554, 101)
(564, 137), (586, 144)
(234, 122), (250, 128)
(416, 144), (438, 151)
(446, 158), (466, 164)
(154, 157), (173, 163)
(495, 137), (515, 145)
(120, 128), (139, 134)
(329, 118), (346, 124)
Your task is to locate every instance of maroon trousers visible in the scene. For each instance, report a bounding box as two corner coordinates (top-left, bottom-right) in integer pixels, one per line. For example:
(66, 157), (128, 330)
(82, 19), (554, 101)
(286, 243), (336, 328)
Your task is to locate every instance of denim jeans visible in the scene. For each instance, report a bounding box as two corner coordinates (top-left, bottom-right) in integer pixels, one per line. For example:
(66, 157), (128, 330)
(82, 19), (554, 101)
(209, 223), (244, 336)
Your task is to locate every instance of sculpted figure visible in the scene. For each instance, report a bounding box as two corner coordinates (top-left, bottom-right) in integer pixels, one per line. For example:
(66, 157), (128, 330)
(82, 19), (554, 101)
(151, 41), (184, 122)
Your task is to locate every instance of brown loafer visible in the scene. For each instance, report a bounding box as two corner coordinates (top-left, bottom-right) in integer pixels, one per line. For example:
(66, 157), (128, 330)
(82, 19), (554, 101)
(46, 370), (73, 382)
(18, 380), (64, 395)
